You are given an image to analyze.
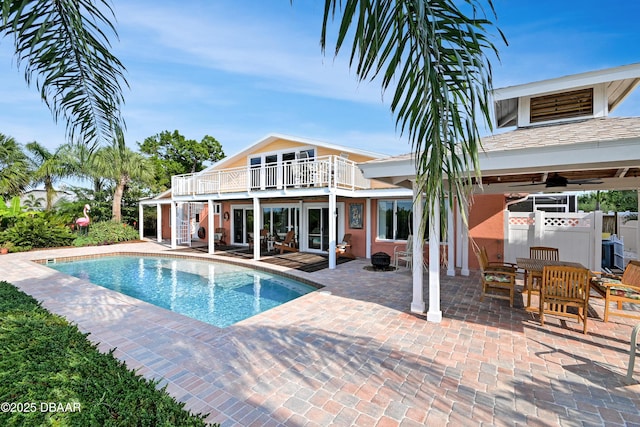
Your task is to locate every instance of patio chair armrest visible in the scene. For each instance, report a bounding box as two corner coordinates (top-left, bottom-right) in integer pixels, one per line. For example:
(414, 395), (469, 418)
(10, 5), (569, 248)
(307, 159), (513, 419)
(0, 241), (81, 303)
(487, 265), (517, 274)
(487, 261), (516, 268)
(591, 271), (623, 280)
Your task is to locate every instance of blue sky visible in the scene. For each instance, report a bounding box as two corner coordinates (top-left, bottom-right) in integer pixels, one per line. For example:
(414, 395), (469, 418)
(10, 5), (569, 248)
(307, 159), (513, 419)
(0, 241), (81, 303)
(2, 0), (640, 161)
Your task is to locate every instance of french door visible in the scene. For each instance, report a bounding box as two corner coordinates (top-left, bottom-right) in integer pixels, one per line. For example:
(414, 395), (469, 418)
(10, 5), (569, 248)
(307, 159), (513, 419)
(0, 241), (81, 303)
(307, 207), (330, 252)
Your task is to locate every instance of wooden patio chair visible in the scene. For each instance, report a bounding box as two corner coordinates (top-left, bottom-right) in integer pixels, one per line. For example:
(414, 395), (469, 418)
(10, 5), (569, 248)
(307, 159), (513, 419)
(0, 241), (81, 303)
(475, 246), (517, 307)
(591, 260), (640, 322)
(274, 230), (297, 254)
(526, 246), (560, 307)
(539, 265), (591, 334)
(214, 228), (226, 245)
(337, 234), (355, 259)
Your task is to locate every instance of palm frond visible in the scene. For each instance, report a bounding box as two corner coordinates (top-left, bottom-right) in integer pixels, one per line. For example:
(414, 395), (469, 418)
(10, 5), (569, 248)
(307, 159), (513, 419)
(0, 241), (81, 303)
(322, 0), (504, 228)
(1, 0), (128, 149)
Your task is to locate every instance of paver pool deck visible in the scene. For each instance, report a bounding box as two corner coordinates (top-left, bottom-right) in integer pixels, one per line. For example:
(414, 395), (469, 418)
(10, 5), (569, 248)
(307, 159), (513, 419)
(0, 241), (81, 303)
(2, 241), (640, 426)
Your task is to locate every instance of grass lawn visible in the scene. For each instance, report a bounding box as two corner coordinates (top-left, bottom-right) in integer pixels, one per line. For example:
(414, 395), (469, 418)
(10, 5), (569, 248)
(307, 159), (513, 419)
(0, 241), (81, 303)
(0, 281), (215, 426)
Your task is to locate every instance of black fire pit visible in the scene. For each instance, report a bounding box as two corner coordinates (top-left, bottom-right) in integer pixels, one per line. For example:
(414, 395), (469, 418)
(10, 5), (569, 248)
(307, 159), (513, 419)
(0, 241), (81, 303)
(371, 252), (391, 269)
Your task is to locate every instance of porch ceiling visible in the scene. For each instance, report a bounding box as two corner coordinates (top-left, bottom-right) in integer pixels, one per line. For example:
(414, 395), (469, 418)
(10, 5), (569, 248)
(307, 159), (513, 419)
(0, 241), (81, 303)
(359, 117), (640, 195)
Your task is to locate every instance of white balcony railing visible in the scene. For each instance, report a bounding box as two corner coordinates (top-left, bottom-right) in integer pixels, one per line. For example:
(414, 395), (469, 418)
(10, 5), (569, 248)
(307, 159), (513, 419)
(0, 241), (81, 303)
(172, 155), (371, 196)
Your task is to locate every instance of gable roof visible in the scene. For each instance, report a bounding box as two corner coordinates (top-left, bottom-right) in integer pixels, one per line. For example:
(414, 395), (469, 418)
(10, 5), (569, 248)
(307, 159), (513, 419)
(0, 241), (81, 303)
(494, 63), (640, 129)
(200, 133), (388, 173)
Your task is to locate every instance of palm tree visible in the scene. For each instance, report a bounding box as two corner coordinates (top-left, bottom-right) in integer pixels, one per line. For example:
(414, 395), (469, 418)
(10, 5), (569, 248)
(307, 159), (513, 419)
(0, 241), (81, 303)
(0, 0), (127, 149)
(0, 133), (30, 198)
(25, 141), (75, 210)
(4, 0), (501, 226)
(321, 0), (502, 225)
(91, 127), (154, 222)
(22, 194), (45, 210)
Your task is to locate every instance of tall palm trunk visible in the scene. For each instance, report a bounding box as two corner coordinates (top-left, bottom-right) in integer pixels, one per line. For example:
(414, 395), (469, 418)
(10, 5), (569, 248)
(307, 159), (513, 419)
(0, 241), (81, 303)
(112, 176), (128, 222)
(44, 176), (55, 211)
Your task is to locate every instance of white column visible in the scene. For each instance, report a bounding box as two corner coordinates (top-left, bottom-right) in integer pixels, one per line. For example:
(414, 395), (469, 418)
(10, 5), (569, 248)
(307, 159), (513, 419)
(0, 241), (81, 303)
(534, 210), (544, 245)
(138, 204), (144, 239)
(328, 192), (337, 269)
(298, 200), (304, 249)
(455, 199), (462, 268)
(461, 202), (469, 276)
(170, 202), (177, 249)
(156, 204), (162, 242)
(594, 210), (603, 271)
(208, 200), (215, 255)
(427, 189), (442, 323)
(253, 197), (261, 260)
(411, 182), (425, 313)
(365, 198), (372, 259)
(447, 196), (455, 276)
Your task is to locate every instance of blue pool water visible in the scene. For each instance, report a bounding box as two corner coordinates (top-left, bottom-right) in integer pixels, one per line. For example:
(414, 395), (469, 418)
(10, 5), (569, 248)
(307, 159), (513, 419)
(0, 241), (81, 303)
(49, 256), (316, 327)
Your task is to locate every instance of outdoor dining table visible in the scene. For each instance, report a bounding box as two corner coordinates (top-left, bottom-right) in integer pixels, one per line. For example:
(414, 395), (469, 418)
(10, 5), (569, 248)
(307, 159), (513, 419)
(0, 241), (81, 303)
(516, 257), (587, 310)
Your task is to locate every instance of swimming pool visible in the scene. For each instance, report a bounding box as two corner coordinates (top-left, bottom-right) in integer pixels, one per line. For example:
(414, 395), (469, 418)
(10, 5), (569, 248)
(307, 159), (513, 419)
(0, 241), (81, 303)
(48, 255), (317, 327)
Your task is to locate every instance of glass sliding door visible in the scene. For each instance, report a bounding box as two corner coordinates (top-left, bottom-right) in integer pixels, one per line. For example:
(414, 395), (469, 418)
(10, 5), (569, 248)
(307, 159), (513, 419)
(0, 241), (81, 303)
(307, 207), (330, 251)
(232, 207), (254, 245)
(262, 206), (300, 242)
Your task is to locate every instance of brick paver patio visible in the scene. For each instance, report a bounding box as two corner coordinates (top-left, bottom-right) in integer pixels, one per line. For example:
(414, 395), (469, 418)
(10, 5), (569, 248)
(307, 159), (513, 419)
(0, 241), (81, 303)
(2, 241), (640, 426)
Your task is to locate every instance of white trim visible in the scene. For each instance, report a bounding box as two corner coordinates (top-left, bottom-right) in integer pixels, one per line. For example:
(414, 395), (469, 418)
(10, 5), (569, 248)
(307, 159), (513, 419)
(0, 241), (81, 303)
(493, 62), (640, 101)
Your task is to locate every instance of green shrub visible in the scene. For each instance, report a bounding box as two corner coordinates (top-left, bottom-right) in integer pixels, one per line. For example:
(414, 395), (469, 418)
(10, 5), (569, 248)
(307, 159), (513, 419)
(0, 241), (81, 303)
(2, 214), (75, 249)
(73, 221), (140, 246)
(0, 281), (212, 426)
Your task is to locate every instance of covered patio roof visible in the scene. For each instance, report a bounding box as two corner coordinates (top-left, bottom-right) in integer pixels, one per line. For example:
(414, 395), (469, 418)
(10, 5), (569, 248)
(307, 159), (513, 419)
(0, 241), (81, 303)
(360, 116), (640, 195)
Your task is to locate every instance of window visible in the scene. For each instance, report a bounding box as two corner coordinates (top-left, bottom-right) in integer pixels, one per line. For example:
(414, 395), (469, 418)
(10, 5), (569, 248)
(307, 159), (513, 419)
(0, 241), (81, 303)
(377, 200), (413, 240)
(377, 199), (448, 242)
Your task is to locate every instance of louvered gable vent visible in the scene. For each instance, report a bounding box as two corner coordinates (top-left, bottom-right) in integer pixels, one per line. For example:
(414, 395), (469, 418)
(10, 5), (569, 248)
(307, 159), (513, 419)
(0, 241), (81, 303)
(529, 88), (593, 123)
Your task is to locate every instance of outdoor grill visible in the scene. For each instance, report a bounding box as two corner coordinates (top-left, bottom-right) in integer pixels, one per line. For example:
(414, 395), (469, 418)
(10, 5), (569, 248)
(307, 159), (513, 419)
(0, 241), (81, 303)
(371, 252), (391, 269)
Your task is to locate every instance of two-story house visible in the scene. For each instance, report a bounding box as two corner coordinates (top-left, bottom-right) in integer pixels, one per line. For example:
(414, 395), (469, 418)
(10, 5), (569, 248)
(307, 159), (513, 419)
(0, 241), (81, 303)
(139, 134), (415, 269)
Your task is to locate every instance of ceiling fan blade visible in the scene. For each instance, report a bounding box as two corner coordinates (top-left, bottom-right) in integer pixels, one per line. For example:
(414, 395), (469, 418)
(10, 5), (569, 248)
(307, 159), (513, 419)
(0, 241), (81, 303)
(508, 182), (547, 187)
(567, 178), (604, 185)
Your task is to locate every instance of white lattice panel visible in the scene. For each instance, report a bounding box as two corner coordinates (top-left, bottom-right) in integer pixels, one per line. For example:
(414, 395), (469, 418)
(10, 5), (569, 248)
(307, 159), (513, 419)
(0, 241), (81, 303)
(544, 217), (591, 228)
(509, 216), (535, 225)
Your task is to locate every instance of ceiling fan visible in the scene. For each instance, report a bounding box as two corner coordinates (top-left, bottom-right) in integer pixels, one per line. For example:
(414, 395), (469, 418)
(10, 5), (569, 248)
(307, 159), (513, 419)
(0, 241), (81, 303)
(510, 173), (604, 188)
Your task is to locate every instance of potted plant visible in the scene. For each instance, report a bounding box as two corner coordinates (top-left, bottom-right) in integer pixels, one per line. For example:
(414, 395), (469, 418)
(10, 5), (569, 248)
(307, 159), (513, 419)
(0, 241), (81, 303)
(0, 241), (14, 254)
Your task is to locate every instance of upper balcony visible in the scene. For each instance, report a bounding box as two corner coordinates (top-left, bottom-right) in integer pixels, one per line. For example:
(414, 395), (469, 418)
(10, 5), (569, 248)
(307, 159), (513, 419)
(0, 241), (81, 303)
(172, 155), (372, 197)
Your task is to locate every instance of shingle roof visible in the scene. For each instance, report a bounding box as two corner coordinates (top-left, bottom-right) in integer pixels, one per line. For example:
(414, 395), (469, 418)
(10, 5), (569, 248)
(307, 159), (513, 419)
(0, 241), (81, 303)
(363, 117), (640, 164)
(480, 116), (640, 152)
